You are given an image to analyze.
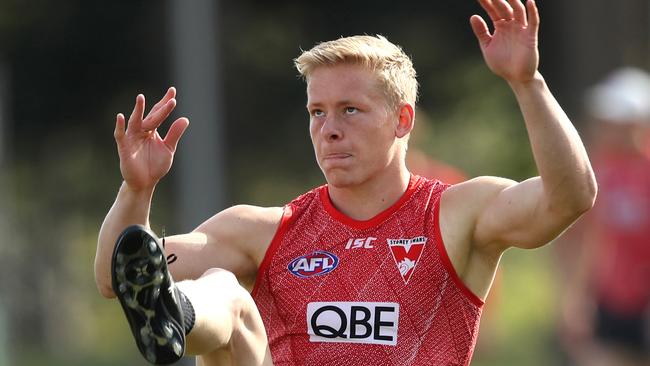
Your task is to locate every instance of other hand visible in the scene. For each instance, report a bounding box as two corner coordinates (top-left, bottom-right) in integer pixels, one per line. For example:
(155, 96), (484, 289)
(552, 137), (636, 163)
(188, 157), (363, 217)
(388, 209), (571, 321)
(114, 87), (189, 191)
(470, 0), (540, 83)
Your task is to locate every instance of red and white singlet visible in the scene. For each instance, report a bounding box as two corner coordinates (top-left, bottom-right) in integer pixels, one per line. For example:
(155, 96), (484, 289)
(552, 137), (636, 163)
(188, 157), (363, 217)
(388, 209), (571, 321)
(252, 175), (484, 366)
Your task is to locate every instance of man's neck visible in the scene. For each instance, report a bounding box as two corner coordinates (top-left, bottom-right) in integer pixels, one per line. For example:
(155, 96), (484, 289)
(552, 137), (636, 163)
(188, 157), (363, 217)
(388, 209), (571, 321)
(327, 168), (411, 221)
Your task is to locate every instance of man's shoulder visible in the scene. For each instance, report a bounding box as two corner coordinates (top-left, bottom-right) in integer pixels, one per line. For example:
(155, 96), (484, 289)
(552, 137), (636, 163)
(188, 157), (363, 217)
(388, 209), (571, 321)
(440, 176), (517, 234)
(197, 204), (285, 266)
(222, 204), (285, 227)
(195, 204), (284, 241)
(442, 176), (516, 204)
(214, 184), (325, 233)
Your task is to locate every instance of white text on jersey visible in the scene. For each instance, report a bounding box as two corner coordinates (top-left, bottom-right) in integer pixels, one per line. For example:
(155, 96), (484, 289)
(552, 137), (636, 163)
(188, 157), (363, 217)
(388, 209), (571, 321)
(345, 237), (376, 249)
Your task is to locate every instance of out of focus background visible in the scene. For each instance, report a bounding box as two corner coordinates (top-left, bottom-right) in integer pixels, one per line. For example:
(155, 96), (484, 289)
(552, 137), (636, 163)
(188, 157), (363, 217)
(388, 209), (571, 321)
(0, 1), (648, 365)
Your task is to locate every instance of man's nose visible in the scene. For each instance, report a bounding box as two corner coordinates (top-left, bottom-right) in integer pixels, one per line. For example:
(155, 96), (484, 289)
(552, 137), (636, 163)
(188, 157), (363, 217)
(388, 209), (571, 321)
(321, 115), (343, 142)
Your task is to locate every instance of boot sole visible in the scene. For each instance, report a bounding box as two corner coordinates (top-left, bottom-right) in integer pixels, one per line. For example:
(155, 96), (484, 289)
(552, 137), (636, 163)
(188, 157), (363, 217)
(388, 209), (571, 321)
(111, 225), (185, 365)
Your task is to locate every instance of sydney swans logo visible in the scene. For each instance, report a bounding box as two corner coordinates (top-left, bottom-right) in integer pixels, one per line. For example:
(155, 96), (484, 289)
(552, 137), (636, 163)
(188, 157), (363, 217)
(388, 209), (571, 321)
(387, 236), (427, 283)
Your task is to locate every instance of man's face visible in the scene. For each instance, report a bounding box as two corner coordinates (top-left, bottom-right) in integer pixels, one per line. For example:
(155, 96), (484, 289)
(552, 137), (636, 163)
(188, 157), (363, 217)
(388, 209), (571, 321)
(306, 64), (401, 187)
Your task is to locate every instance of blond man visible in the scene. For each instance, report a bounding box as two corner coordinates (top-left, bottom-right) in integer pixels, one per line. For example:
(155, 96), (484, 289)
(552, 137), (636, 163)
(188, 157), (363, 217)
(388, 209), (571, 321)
(95, 0), (596, 365)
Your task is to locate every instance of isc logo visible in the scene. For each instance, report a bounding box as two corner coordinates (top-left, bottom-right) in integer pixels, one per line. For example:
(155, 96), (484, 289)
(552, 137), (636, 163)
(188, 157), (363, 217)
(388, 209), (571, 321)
(345, 237), (376, 249)
(307, 302), (400, 346)
(287, 251), (339, 278)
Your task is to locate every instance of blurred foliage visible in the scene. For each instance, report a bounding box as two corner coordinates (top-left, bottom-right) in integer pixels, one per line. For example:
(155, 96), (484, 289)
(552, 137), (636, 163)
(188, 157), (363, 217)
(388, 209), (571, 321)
(1, 0), (645, 365)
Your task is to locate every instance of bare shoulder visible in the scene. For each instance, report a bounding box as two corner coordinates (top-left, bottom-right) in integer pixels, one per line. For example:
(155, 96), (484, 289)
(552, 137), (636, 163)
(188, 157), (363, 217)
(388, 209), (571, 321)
(438, 176), (519, 299)
(196, 204), (283, 231)
(439, 176), (517, 261)
(195, 205), (284, 264)
(219, 204), (284, 227)
(442, 176), (517, 216)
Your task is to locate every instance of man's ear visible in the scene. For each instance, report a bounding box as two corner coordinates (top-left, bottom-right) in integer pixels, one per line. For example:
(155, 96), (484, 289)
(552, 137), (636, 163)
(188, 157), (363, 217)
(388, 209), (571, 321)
(395, 103), (415, 138)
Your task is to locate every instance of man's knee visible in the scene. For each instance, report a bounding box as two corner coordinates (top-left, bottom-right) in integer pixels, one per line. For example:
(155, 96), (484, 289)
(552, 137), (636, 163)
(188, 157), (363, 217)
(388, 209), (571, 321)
(199, 269), (261, 332)
(197, 268), (253, 309)
(179, 268), (243, 309)
(201, 267), (236, 279)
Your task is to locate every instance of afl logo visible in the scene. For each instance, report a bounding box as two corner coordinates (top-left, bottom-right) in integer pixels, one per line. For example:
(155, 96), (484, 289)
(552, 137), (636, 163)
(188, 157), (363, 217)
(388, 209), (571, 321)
(288, 250), (339, 278)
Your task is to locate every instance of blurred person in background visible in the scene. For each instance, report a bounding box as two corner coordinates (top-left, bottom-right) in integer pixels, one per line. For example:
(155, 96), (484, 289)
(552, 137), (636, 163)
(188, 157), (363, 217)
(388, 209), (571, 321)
(558, 67), (650, 366)
(94, 0), (597, 365)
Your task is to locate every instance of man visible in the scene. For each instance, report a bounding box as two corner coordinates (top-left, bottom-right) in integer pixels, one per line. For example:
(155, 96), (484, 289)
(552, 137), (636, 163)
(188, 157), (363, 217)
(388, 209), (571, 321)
(94, 0), (597, 365)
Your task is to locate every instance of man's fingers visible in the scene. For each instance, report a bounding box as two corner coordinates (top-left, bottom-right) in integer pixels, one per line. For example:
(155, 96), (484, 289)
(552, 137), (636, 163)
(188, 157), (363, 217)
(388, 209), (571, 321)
(149, 87), (176, 116)
(507, 0), (527, 25)
(470, 15), (492, 48)
(127, 94), (145, 132)
(477, 0), (500, 22)
(114, 113), (126, 141)
(142, 98), (177, 131)
(163, 117), (189, 152)
(492, 0), (514, 20)
(526, 0), (540, 35)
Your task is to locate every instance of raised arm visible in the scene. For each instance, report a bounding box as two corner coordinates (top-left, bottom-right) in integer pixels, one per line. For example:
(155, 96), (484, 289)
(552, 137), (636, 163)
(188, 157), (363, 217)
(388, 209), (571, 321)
(95, 88), (189, 297)
(438, 0), (596, 301)
(95, 89), (283, 299)
(454, 0), (597, 253)
(476, 0), (596, 249)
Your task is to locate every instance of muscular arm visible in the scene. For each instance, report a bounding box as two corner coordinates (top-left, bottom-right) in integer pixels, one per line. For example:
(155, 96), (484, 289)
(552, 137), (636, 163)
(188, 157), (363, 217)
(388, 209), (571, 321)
(96, 197), (283, 298)
(441, 80), (596, 298)
(439, 0), (597, 300)
(467, 0), (596, 252)
(163, 205), (283, 286)
(474, 74), (597, 250)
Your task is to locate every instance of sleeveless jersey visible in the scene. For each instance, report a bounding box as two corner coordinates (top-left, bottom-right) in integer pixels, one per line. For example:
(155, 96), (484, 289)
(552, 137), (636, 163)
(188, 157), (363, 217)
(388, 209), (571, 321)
(252, 175), (484, 366)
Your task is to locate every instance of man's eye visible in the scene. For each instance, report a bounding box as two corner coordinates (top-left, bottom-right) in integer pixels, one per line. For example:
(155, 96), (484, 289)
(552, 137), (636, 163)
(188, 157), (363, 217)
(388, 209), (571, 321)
(311, 110), (325, 117)
(344, 107), (358, 114)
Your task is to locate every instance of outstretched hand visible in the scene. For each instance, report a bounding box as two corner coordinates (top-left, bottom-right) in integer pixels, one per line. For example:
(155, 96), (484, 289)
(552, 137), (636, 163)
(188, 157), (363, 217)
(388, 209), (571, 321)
(470, 0), (540, 83)
(114, 87), (190, 191)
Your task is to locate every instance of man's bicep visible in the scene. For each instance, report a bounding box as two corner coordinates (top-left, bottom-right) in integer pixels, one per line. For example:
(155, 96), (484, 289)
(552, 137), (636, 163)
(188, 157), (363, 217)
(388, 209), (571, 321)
(474, 176), (573, 250)
(166, 205), (281, 282)
(163, 231), (253, 282)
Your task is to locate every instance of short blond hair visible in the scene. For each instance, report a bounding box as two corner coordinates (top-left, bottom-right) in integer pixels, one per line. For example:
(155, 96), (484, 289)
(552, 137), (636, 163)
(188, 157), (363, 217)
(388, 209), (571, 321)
(294, 35), (418, 110)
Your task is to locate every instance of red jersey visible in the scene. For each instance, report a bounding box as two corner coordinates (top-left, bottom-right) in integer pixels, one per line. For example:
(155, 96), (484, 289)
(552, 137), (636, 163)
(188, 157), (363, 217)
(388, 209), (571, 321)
(252, 175), (484, 366)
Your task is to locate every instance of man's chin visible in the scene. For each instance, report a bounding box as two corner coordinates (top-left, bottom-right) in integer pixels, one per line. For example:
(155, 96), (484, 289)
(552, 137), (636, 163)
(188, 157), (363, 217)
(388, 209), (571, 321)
(323, 171), (358, 188)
